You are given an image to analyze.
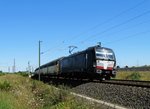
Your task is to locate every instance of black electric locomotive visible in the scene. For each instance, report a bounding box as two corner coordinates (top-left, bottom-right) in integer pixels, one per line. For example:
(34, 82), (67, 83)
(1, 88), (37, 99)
(34, 45), (116, 80)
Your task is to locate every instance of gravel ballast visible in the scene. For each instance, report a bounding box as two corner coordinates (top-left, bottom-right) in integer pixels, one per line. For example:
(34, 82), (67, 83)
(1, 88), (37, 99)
(72, 83), (150, 109)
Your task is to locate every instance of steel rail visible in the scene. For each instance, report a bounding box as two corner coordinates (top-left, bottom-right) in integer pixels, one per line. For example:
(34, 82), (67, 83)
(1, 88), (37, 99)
(101, 79), (150, 88)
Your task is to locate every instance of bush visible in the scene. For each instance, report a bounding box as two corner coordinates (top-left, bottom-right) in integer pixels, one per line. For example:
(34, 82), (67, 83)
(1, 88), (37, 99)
(126, 72), (141, 80)
(16, 72), (29, 77)
(0, 73), (5, 76)
(0, 81), (11, 91)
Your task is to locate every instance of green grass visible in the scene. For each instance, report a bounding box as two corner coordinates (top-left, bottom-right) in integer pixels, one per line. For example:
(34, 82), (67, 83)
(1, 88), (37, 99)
(0, 92), (14, 109)
(0, 81), (11, 91)
(115, 71), (150, 81)
(0, 74), (101, 109)
(0, 73), (5, 76)
(50, 99), (88, 109)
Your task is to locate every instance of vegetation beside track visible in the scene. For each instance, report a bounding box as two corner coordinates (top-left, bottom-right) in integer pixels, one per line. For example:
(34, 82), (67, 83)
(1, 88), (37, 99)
(115, 71), (150, 81)
(0, 74), (97, 109)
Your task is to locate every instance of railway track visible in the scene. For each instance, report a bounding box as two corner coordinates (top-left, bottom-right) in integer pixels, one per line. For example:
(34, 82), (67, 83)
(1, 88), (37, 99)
(38, 75), (150, 88)
(101, 79), (150, 88)
(72, 80), (150, 109)
(35, 76), (150, 109)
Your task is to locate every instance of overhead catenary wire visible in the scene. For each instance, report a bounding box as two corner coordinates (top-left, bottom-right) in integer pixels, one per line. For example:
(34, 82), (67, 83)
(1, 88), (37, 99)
(42, 0), (148, 54)
(90, 19), (150, 42)
(68, 0), (148, 42)
(75, 19), (150, 48)
(104, 30), (150, 45)
(79, 9), (150, 44)
(41, 41), (66, 54)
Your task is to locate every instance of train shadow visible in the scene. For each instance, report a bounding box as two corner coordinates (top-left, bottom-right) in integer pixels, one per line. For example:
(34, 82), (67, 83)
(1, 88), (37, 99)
(40, 76), (90, 88)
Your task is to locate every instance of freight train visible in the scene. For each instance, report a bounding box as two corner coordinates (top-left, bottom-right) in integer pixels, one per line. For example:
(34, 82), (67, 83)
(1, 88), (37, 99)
(33, 45), (116, 80)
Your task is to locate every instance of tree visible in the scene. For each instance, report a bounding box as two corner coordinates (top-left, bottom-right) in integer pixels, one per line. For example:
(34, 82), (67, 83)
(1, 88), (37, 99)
(125, 65), (128, 69)
(116, 66), (120, 69)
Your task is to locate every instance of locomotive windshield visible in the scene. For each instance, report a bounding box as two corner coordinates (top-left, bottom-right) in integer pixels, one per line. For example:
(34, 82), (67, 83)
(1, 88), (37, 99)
(95, 48), (115, 60)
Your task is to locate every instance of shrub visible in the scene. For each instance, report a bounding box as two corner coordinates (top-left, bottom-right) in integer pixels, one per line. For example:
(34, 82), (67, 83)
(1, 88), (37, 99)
(0, 81), (11, 91)
(17, 72), (29, 77)
(126, 71), (141, 80)
(0, 73), (5, 76)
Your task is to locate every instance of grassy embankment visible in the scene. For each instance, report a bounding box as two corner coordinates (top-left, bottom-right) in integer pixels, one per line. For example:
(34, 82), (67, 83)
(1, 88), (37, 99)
(0, 74), (96, 109)
(1, 71), (149, 108)
(115, 71), (150, 81)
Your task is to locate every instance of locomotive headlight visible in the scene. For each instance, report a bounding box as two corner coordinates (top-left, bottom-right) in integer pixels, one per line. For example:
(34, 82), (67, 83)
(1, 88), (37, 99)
(97, 69), (102, 74)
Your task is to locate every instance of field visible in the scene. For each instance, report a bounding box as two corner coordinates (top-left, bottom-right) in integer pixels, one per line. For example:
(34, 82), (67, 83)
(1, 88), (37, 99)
(0, 70), (149, 109)
(0, 74), (100, 109)
(115, 71), (150, 81)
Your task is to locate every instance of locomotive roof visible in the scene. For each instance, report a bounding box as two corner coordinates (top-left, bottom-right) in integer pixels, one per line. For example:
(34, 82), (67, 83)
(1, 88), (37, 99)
(35, 57), (64, 71)
(45, 57), (64, 65)
(87, 45), (113, 51)
(64, 45), (113, 58)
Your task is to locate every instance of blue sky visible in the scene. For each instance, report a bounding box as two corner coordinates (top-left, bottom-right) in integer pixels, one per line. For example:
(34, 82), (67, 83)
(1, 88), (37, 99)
(0, 0), (150, 72)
